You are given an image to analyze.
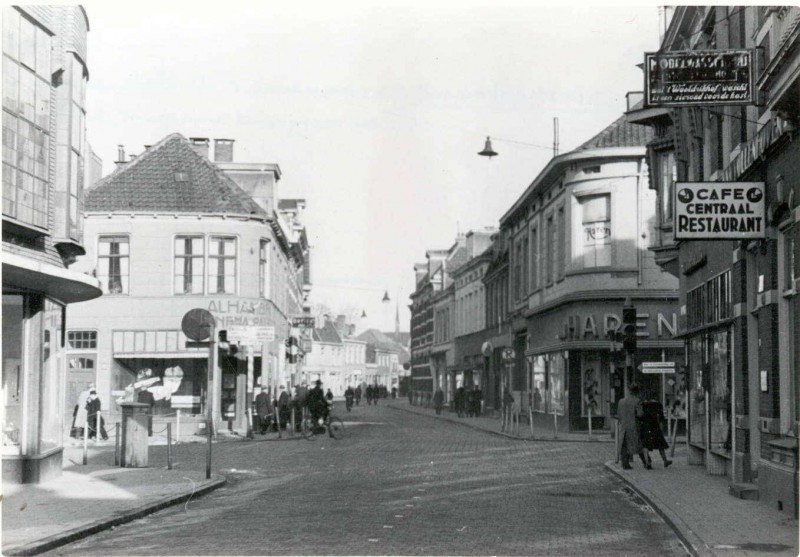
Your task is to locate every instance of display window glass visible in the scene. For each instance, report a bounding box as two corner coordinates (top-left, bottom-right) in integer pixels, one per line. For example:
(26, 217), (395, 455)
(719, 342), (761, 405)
(548, 352), (566, 416)
(2, 294), (25, 454)
(581, 355), (602, 417)
(39, 298), (64, 453)
(709, 329), (731, 456)
(531, 355), (546, 413)
(688, 335), (706, 448)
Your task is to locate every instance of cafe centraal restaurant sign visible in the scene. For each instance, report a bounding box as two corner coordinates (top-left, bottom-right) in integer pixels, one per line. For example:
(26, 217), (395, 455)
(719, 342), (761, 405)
(675, 182), (765, 240)
(645, 50), (753, 107)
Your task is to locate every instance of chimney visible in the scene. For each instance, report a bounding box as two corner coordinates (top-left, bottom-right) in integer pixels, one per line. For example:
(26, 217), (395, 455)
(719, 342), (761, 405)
(115, 145), (126, 168)
(214, 138), (235, 162)
(189, 137), (210, 159)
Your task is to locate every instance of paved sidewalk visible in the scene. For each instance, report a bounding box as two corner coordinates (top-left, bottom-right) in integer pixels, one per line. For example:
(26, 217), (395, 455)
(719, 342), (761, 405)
(2, 444), (226, 556)
(388, 399), (614, 442)
(390, 400), (798, 557)
(605, 455), (798, 557)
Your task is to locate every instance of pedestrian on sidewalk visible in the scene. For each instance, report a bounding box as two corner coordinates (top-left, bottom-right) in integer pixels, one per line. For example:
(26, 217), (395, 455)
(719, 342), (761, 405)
(455, 386), (466, 418)
(433, 388), (444, 415)
(86, 389), (108, 441)
(277, 386), (290, 430)
(470, 385), (482, 417)
(617, 383), (649, 470)
(355, 385), (362, 405)
(70, 388), (91, 441)
(325, 388), (334, 402)
(255, 387), (272, 434)
(366, 385), (373, 405)
(641, 395), (672, 468)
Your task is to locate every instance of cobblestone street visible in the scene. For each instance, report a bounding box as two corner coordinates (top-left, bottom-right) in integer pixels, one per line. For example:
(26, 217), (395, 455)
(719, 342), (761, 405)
(46, 403), (688, 556)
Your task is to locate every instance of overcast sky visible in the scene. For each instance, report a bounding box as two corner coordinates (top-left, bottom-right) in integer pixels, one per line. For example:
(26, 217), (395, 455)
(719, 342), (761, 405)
(84, 2), (663, 332)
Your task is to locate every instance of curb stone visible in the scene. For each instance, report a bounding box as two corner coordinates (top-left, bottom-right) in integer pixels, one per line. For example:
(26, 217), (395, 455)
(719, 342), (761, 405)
(388, 403), (614, 443)
(604, 461), (710, 557)
(3, 475), (227, 556)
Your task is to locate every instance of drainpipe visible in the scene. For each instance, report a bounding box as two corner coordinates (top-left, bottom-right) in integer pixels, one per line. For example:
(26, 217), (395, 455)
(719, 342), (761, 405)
(636, 157), (645, 286)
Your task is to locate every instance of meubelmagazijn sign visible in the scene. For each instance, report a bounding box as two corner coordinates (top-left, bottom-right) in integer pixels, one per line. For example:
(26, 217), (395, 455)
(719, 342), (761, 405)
(674, 182), (765, 239)
(645, 50), (753, 106)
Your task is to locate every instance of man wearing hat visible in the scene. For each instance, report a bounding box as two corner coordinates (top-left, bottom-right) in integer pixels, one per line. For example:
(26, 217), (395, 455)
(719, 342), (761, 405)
(86, 389), (108, 441)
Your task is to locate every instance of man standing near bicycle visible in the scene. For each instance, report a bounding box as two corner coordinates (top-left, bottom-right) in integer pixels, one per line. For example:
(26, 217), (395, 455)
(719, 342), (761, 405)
(306, 380), (329, 434)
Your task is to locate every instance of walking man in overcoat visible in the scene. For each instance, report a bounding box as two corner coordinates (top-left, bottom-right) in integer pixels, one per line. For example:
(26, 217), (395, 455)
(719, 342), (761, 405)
(617, 383), (649, 469)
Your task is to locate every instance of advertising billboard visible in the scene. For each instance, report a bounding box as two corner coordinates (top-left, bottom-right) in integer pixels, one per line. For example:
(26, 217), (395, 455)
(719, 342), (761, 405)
(645, 50), (754, 107)
(674, 182), (765, 240)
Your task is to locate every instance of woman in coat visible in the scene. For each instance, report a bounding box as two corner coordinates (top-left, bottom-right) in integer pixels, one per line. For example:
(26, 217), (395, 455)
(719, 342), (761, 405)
(640, 397), (673, 468)
(617, 384), (648, 469)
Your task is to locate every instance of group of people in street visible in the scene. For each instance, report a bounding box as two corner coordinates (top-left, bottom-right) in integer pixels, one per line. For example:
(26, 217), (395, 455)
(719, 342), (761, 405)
(617, 383), (673, 470)
(253, 380), (335, 434)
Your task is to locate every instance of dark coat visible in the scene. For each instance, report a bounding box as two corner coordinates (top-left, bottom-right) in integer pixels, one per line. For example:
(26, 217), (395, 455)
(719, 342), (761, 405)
(255, 392), (272, 417)
(617, 393), (643, 456)
(640, 400), (669, 450)
(433, 389), (444, 407)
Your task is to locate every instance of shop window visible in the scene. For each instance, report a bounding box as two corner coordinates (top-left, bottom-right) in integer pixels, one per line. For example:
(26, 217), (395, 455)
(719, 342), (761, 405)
(709, 329), (731, 456)
(174, 236), (204, 294)
(580, 194), (611, 268)
(581, 355), (602, 417)
(209, 237), (236, 294)
(549, 353), (566, 416)
(688, 336), (706, 449)
(2, 294), (24, 453)
(98, 236), (129, 294)
(40, 298), (64, 453)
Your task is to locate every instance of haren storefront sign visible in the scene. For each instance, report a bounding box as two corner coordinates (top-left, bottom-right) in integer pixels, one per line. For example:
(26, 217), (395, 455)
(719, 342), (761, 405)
(645, 50), (754, 107)
(674, 182), (765, 240)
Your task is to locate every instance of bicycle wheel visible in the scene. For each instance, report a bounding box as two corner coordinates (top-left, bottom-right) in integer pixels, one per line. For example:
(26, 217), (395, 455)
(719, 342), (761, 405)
(327, 416), (344, 439)
(300, 417), (315, 440)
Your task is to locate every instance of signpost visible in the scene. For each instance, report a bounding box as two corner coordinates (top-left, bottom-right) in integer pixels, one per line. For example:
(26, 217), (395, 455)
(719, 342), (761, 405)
(645, 50), (754, 107)
(639, 361), (677, 374)
(674, 182), (765, 240)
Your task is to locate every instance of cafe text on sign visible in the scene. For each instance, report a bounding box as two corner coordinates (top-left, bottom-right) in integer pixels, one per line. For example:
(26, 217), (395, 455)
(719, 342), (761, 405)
(674, 182), (765, 240)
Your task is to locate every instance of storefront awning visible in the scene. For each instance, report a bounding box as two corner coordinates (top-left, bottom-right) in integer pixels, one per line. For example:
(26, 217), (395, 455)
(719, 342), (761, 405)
(2, 252), (102, 304)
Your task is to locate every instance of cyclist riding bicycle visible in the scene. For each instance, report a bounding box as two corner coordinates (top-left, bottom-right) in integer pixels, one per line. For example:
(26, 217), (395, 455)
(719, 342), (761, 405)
(306, 380), (329, 433)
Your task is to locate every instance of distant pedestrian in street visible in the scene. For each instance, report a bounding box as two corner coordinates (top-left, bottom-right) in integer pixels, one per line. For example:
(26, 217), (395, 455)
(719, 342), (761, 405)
(255, 387), (272, 434)
(470, 385), (482, 417)
(373, 384), (380, 405)
(407, 388), (413, 405)
(455, 386), (466, 418)
(355, 385), (362, 406)
(391, 387), (397, 399)
(86, 389), (108, 441)
(641, 396), (672, 468)
(325, 388), (334, 402)
(365, 385), (373, 405)
(277, 385), (291, 429)
(502, 389), (515, 432)
(617, 383), (649, 470)
(433, 388), (444, 415)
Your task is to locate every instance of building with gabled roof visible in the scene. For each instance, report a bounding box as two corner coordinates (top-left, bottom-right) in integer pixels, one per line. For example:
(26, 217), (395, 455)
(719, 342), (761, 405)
(67, 133), (311, 436)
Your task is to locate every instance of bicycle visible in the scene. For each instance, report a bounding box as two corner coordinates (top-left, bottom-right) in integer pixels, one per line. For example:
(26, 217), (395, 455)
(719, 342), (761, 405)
(300, 409), (344, 440)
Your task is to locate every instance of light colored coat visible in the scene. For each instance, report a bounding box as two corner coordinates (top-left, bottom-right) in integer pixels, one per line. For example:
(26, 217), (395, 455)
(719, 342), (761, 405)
(617, 393), (643, 456)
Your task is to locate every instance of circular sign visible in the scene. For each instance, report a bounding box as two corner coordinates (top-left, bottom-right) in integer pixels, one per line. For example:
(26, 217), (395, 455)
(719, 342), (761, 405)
(677, 188), (694, 203)
(181, 308), (215, 341)
(502, 347), (516, 363)
(481, 341), (494, 357)
(746, 187), (763, 203)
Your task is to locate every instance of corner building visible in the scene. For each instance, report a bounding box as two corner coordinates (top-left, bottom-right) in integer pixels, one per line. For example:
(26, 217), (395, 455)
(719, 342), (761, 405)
(67, 134), (310, 436)
(500, 112), (682, 433)
(2, 6), (102, 483)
